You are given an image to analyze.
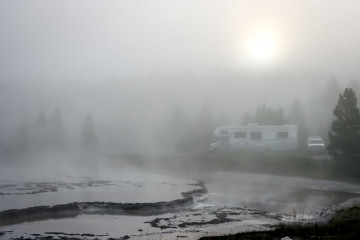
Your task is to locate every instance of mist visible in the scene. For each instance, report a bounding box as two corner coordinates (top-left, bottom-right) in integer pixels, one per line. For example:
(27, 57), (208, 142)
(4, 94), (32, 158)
(1, 1), (360, 158)
(1, 1), (360, 239)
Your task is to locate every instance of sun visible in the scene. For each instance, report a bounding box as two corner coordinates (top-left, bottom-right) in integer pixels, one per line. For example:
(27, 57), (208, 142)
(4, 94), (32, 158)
(243, 30), (279, 65)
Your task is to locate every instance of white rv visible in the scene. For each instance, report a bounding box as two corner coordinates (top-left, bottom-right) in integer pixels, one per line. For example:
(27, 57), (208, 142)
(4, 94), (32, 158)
(209, 124), (298, 152)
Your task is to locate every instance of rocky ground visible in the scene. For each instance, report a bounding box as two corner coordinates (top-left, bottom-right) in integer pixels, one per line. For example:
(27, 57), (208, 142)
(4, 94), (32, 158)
(200, 197), (360, 240)
(0, 179), (284, 240)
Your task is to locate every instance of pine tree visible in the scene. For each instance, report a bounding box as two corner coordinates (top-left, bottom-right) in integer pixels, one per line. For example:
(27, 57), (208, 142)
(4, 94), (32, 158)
(80, 113), (99, 150)
(13, 123), (29, 158)
(317, 78), (341, 140)
(328, 88), (360, 160)
(183, 102), (215, 155)
(274, 107), (286, 125)
(35, 111), (47, 129)
(348, 79), (360, 99)
(253, 104), (285, 125)
(242, 112), (253, 125)
(163, 105), (188, 154)
(33, 111), (48, 154)
(287, 98), (308, 149)
(79, 114), (99, 172)
(48, 108), (66, 151)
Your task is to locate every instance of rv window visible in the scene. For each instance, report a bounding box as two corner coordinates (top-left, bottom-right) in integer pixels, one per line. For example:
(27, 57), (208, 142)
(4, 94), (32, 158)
(250, 131), (262, 140)
(234, 131), (247, 138)
(277, 131), (289, 138)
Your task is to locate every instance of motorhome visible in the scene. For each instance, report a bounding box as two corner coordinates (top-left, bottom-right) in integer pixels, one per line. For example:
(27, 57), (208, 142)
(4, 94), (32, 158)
(209, 123), (298, 152)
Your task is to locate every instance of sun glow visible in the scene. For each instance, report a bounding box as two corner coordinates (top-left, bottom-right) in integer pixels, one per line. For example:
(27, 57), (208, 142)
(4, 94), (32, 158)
(243, 30), (280, 65)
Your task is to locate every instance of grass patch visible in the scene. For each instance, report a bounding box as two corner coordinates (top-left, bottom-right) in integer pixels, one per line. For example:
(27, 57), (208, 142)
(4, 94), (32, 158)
(201, 150), (333, 179)
(200, 206), (360, 240)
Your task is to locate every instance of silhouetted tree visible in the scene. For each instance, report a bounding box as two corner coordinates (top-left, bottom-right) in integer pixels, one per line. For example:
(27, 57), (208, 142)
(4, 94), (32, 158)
(328, 88), (360, 174)
(80, 113), (99, 151)
(253, 104), (285, 125)
(197, 101), (214, 131)
(78, 114), (100, 174)
(313, 78), (341, 140)
(287, 98), (308, 149)
(215, 112), (229, 126)
(242, 112), (253, 125)
(181, 102), (215, 155)
(274, 107), (286, 125)
(171, 105), (187, 129)
(254, 105), (266, 124)
(195, 102), (215, 149)
(323, 78), (342, 106)
(348, 79), (360, 98)
(158, 105), (189, 154)
(12, 123), (29, 159)
(35, 111), (47, 129)
(48, 108), (66, 152)
(32, 111), (48, 154)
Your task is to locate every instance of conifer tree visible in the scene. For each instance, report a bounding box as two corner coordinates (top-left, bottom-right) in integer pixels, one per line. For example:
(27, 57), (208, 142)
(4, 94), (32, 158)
(80, 113), (98, 150)
(49, 108), (66, 151)
(253, 104), (285, 125)
(287, 98), (308, 149)
(328, 88), (360, 160)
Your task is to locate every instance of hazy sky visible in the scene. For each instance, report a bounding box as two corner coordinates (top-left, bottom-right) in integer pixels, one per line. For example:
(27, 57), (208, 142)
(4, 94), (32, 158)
(1, 0), (360, 81)
(1, 0), (360, 140)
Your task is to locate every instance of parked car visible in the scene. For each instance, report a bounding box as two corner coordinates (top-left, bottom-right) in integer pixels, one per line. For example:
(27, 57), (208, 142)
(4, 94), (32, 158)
(307, 136), (326, 152)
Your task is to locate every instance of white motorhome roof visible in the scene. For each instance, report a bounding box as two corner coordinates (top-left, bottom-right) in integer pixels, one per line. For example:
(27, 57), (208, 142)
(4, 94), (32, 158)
(214, 125), (297, 136)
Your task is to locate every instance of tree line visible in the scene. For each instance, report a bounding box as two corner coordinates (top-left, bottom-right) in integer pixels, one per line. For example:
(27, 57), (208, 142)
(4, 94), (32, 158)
(160, 78), (360, 175)
(159, 97), (309, 155)
(0, 109), (98, 161)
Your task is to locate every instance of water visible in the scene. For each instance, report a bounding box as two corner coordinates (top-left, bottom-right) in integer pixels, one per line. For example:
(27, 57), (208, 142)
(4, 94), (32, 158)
(199, 171), (360, 215)
(1, 163), (360, 240)
(0, 166), (196, 211)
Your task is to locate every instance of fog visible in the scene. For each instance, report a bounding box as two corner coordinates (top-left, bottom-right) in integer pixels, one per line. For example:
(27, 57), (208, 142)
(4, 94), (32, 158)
(0, 0), (360, 170)
(0, 2), (359, 160)
(1, 1), (360, 238)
